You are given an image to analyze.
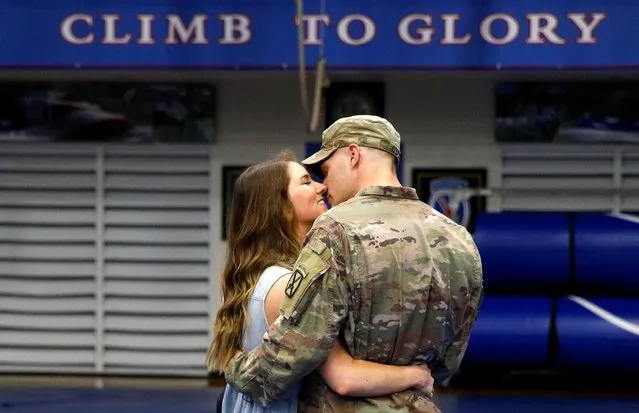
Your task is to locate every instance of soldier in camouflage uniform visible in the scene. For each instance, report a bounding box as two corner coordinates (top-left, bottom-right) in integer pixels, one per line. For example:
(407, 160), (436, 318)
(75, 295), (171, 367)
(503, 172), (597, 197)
(225, 115), (484, 412)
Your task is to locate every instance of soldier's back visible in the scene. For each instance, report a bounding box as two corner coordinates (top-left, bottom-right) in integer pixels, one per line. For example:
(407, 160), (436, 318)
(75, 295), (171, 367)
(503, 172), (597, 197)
(300, 186), (482, 412)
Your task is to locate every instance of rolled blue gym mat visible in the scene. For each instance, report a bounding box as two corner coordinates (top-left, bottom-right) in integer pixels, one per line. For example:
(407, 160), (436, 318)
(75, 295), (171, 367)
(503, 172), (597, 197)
(464, 296), (551, 366)
(556, 296), (639, 370)
(473, 212), (570, 291)
(574, 213), (639, 291)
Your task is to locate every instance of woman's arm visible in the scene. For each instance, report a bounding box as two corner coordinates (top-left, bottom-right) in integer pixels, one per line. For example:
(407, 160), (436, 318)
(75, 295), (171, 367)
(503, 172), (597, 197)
(265, 275), (434, 398)
(319, 340), (434, 397)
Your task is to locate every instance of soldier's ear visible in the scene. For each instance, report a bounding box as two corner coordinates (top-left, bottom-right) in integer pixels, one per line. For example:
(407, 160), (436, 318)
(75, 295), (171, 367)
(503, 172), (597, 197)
(346, 144), (361, 167)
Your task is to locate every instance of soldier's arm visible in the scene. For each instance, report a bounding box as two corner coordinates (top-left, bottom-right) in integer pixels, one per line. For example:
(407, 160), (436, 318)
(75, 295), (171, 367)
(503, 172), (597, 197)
(320, 339), (434, 397)
(224, 224), (349, 405)
(262, 262), (434, 398)
(431, 238), (484, 385)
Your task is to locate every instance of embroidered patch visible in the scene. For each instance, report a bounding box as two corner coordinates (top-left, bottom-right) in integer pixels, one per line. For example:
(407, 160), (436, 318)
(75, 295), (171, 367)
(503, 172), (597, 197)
(280, 246), (331, 323)
(285, 269), (305, 298)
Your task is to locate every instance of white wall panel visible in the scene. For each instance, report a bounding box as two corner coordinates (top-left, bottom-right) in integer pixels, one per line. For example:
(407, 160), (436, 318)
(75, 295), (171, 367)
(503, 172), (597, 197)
(101, 149), (211, 375)
(0, 149), (97, 373)
(500, 146), (619, 211)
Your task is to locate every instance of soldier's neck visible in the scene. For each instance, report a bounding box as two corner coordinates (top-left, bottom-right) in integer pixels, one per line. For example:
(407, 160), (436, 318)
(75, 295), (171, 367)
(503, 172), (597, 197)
(357, 171), (402, 191)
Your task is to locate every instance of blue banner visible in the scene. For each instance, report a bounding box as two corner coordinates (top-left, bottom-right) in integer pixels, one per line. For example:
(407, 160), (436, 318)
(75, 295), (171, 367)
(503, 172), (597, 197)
(0, 0), (634, 71)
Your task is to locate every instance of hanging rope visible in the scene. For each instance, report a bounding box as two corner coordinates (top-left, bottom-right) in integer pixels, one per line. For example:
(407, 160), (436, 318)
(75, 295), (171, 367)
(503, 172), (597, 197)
(295, 0), (329, 133)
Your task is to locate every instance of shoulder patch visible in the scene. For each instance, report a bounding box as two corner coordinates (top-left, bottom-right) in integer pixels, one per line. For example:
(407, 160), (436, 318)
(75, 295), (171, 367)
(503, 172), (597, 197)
(285, 269), (304, 298)
(280, 245), (332, 324)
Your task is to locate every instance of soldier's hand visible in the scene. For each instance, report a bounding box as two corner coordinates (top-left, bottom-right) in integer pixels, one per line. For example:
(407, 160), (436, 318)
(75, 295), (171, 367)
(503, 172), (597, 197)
(410, 364), (435, 398)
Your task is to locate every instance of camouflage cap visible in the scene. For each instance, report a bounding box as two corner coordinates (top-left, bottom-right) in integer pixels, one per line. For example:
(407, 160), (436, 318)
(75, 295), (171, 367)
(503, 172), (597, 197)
(302, 115), (401, 176)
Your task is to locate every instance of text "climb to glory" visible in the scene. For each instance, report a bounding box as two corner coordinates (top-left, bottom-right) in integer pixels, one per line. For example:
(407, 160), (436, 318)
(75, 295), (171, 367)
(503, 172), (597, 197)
(60, 12), (607, 46)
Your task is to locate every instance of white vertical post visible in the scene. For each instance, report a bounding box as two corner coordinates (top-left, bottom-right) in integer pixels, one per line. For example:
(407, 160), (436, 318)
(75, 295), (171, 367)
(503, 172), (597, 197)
(207, 147), (217, 351)
(94, 145), (105, 373)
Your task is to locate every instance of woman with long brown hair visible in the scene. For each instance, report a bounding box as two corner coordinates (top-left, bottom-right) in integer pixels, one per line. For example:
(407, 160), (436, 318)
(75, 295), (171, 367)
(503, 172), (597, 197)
(207, 151), (433, 413)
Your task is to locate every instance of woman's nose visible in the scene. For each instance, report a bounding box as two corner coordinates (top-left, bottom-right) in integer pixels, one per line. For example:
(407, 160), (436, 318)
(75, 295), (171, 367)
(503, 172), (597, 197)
(314, 181), (327, 195)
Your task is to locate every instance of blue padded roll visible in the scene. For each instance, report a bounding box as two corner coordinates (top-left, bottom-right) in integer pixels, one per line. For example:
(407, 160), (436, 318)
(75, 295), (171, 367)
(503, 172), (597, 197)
(556, 296), (639, 370)
(574, 213), (639, 291)
(474, 212), (570, 291)
(464, 296), (551, 366)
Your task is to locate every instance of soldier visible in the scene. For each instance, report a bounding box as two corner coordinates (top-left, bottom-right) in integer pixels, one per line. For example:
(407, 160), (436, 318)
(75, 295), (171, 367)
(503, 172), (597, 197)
(225, 115), (484, 412)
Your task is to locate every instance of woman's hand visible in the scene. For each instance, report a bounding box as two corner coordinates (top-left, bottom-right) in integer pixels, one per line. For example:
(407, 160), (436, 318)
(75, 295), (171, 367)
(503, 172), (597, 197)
(408, 364), (435, 398)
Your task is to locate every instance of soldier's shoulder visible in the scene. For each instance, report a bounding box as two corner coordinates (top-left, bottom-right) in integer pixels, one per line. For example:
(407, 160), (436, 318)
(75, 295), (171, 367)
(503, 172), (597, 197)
(425, 203), (470, 231)
(324, 195), (387, 222)
(304, 213), (346, 247)
(422, 206), (478, 248)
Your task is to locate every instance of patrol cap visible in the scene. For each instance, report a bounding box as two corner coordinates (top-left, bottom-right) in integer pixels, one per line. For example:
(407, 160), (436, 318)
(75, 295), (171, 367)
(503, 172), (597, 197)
(302, 115), (401, 177)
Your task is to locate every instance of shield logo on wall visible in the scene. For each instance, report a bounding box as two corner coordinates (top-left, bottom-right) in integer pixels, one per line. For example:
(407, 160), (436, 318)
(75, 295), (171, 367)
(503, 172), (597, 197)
(413, 168), (487, 233)
(428, 177), (472, 228)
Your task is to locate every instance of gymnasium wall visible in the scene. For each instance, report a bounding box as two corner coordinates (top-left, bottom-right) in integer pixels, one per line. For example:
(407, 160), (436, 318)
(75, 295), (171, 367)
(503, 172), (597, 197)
(1, 72), (638, 376)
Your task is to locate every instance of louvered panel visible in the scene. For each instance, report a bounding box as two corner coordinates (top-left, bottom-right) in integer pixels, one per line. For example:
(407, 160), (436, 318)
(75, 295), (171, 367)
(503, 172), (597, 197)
(102, 149), (211, 375)
(105, 262), (209, 280)
(105, 227), (209, 244)
(0, 148), (97, 372)
(0, 349), (94, 365)
(500, 147), (616, 211)
(622, 152), (639, 212)
(502, 155), (614, 175)
(0, 279), (96, 296)
(1, 331), (94, 347)
(0, 364), (96, 373)
(0, 244), (95, 260)
(105, 298), (208, 314)
(104, 315), (208, 333)
(104, 210), (208, 226)
(0, 208), (96, 224)
(104, 245), (209, 262)
(0, 262), (95, 277)
(105, 332), (204, 350)
(0, 225), (95, 242)
(103, 350), (206, 369)
(104, 366), (204, 376)
(0, 173), (95, 189)
(105, 280), (208, 298)
(105, 192), (209, 209)
(0, 296), (94, 313)
(0, 191), (96, 207)
(501, 195), (614, 211)
(106, 174), (209, 191)
(0, 153), (96, 172)
(0, 313), (95, 330)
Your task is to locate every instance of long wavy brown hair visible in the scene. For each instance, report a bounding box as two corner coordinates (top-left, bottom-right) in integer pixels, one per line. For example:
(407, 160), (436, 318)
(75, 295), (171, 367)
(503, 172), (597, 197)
(206, 150), (302, 373)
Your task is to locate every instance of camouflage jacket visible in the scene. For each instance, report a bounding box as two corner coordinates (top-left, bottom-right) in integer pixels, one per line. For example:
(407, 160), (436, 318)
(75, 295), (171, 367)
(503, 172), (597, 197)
(225, 186), (484, 412)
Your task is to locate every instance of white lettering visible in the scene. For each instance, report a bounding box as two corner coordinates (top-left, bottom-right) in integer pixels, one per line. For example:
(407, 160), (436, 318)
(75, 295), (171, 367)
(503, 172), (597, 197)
(441, 14), (471, 44)
(527, 13), (565, 44)
(218, 14), (251, 44)
(397, 14), (433, 45)
(480, 14), (519, 45)
(102, 14), (131, 44)
(568, 13), (607, 44)
(166, 14), (208, 44)
(337, 14), (375, 46)
(297, 14), (330, 45)
(137, 14), (155, 44)
(60, 14), (94, 44)
(57, 11), (607, 49)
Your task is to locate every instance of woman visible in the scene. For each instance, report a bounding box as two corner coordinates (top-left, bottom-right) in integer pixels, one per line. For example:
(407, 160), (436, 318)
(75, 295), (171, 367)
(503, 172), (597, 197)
(207, 150), (433, 413)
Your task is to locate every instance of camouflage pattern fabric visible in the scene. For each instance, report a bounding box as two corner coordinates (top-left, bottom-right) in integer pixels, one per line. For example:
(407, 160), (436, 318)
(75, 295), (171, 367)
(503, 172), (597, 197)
(225, 185), (484, 412)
